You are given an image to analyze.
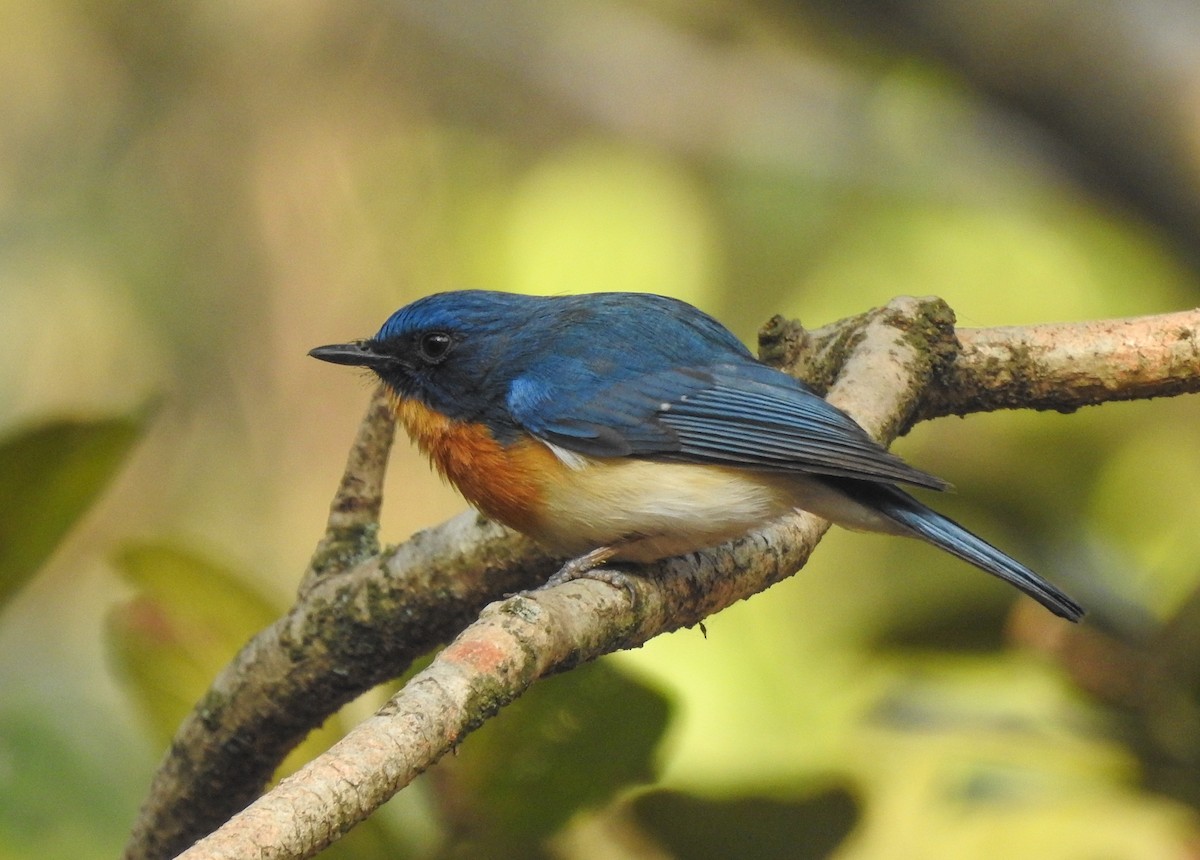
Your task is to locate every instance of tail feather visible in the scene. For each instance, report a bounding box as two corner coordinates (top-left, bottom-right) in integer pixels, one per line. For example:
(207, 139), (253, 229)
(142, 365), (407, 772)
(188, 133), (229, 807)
(838, 482), (1084, 622)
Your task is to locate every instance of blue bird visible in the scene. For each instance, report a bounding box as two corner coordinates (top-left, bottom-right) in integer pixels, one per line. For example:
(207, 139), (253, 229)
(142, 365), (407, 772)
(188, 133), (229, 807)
(310, 290), (1083, 621)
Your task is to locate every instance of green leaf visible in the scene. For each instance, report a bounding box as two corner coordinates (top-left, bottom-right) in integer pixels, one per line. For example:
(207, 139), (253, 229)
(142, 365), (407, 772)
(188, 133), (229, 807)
(107, 541), (283, 746)
(837, 657), (1197, 857)
(437, 660), (672, 854)
(0, 413), (146, 609)
(0, 707), (149, 860)
(108, 543), (431, 858)
(634, 787), (859, 860)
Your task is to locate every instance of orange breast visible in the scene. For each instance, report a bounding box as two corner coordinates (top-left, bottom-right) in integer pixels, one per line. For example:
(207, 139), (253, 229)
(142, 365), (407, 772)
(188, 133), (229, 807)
(393, 397), (562, 533)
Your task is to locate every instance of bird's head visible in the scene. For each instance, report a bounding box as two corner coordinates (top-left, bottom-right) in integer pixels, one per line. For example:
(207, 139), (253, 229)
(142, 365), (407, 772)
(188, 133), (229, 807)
(309, 290), (544, 429)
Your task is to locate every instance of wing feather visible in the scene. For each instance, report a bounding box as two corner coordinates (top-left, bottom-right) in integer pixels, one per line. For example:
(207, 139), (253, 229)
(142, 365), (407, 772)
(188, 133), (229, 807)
(509, 362), (948, 491)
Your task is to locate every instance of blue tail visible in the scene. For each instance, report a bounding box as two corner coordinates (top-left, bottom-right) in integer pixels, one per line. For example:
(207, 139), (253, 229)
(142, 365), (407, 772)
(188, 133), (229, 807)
(839, 482), (1084, 621)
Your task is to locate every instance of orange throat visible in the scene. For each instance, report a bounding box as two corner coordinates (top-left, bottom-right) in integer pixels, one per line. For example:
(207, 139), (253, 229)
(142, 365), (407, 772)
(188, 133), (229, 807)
(393, 396), (557, 533)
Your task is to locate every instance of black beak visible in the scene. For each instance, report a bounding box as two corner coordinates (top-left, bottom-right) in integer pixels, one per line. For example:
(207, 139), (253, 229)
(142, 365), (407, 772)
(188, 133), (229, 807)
(308, 340), (388, 368)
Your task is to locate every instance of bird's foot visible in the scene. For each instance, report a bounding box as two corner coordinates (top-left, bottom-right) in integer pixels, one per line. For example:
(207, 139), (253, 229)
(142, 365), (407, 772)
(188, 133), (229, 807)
(544, 545), (617, 586)
(542, 546), (639, 604)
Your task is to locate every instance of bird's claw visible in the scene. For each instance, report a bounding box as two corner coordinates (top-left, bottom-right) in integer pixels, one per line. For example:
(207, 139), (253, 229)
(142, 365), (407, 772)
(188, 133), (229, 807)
(538, 546), (639, 605)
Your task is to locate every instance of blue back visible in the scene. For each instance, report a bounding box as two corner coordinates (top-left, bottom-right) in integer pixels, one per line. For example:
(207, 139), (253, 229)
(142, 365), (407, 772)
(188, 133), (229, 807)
(373, 290), (749, 430)
(371, 290), (942, 488)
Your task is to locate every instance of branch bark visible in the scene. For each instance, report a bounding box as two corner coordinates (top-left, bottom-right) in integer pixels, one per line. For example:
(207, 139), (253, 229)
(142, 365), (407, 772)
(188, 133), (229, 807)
(125, 300), (1200, 860)
(760, 306), (1200, 424)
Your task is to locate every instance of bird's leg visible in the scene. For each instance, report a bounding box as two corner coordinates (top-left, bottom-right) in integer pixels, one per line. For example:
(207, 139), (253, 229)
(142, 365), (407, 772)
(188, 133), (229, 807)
(542, 545), (640, 603)
(544, 545), (618, 587)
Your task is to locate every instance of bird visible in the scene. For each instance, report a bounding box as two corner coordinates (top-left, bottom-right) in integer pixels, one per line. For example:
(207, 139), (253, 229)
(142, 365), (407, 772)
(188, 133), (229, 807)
(309, 290), (1083, 621)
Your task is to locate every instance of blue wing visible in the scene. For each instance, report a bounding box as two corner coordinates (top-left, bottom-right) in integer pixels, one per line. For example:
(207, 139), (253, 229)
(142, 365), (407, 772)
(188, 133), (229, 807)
(508, 360), (948, 491)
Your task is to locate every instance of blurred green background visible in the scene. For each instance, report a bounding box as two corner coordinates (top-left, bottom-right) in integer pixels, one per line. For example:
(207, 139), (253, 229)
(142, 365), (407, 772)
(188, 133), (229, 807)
(3, 1), (1200, 858)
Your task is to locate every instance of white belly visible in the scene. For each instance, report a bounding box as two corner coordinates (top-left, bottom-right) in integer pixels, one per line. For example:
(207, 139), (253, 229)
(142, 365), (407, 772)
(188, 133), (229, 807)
(527, 452), (909, 562)
(529, 457), (794, 561)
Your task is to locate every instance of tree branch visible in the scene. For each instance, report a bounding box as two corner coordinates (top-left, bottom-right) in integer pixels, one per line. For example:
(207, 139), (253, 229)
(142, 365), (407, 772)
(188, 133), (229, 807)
(760, 306), (1200, 424)
(126, 299), (1200, 860)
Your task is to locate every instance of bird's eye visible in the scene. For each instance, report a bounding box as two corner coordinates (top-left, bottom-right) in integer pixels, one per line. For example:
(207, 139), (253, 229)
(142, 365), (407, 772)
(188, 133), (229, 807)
(417, 331), (453, 364)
